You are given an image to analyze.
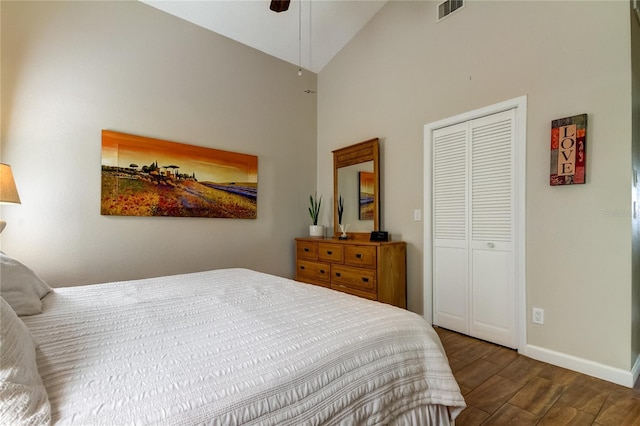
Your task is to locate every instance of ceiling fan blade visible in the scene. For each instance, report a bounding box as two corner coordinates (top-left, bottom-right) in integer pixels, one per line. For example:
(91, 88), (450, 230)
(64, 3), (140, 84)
(270, 0), (290, 13)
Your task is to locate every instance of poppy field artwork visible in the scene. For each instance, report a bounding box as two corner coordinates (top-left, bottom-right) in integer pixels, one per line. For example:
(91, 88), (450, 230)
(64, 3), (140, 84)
(101, 131), (258, 219)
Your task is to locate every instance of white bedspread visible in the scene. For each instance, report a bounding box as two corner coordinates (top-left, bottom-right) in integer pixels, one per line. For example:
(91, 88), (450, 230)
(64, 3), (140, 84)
(22, 268), (465, 425)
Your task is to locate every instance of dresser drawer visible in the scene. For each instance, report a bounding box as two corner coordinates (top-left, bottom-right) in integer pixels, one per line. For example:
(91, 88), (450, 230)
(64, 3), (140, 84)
(296, 260), (330, 284)
(296, 241), (318, 260)
(332, 265), (376, 293)
(331, 269), (378, 300)
(344, 245), (377, 269)
(318, 243), (344, 263)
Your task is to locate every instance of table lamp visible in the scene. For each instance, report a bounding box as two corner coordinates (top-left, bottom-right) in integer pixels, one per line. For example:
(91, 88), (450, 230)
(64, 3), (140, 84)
(0, 164), (21, 233)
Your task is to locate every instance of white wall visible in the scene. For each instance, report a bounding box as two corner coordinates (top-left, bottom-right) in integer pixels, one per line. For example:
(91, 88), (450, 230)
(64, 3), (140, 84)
(1, 1), (317, 286)
(318, 0), (634, 373)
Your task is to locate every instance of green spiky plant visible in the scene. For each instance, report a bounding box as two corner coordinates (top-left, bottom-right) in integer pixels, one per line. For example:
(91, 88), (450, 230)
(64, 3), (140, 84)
(308, 192), (322, 225)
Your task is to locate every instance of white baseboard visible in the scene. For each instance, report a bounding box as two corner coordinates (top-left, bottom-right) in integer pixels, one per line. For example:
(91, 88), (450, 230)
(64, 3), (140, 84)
(522, 344), (637, 388)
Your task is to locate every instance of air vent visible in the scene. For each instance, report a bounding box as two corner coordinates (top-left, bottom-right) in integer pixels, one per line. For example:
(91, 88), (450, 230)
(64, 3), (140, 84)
(437, 0), (464, 21)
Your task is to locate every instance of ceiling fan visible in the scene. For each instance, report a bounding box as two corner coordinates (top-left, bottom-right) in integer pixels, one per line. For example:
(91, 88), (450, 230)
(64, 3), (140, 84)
(270, 0), (290, 13)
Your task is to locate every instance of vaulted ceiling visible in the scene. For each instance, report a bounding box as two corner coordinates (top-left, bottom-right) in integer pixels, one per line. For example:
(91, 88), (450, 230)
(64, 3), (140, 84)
(140, 0), (388, 73)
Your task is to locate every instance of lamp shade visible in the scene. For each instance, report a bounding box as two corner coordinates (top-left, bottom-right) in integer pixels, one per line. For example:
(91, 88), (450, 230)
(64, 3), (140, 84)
(0, 164), (21, 204)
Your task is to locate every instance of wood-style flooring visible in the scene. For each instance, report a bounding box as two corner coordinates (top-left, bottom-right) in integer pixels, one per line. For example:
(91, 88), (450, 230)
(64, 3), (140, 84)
(435, 327), (640, 425)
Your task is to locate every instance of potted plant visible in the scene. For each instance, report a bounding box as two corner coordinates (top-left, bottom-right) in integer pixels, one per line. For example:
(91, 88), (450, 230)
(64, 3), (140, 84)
(308, 192), (323, 238)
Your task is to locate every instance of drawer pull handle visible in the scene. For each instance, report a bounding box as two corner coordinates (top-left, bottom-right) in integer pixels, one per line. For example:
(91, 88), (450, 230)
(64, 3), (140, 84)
(335, 272), (341, 277)
(362, 277), (369, 283)
(304, 248), (310, 252)
(320, 269), (325, 274)
(300, 266), (305, 270)
(327, 251), (332, 255)
(356, 253), (362, 259)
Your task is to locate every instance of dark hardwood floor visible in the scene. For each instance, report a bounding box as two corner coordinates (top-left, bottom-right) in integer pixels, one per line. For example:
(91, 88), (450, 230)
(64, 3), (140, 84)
(435, 327), (640, 425)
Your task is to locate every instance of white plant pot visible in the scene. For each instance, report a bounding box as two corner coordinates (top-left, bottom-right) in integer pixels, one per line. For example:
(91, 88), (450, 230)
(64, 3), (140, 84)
(309, 225), (324, 238)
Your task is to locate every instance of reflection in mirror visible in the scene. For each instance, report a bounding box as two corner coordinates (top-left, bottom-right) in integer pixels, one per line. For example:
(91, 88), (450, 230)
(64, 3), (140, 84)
(333, 138), (379, 239)
(337, 161), (374, 233)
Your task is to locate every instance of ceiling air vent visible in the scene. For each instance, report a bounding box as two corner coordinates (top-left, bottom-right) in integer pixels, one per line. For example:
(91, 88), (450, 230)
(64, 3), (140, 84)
(437, 0), (464, 22)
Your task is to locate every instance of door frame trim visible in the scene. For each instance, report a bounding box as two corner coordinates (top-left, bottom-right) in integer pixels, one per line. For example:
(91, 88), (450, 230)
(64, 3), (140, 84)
(423, 95), (527, 351)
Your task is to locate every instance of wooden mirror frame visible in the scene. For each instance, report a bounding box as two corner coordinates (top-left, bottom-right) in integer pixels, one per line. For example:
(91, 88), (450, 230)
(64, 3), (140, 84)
(333, 138), (380, 239)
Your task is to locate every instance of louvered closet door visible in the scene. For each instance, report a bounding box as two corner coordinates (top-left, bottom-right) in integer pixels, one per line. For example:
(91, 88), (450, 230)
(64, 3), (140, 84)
(432, 109), (516, 348)
(469, 109), (516, 348)
(432, 122), (469, 335)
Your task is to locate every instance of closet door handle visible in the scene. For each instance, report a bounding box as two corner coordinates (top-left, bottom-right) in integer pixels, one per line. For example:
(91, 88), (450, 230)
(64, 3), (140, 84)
(487, 242), (495, 249)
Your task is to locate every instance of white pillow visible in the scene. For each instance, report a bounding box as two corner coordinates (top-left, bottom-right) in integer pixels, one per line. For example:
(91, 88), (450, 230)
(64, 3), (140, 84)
(0, 252), (51, 316)
(0, 297), (51, 425)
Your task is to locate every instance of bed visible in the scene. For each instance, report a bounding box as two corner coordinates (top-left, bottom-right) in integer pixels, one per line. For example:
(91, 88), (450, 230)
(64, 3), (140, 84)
(1, 252), (465, 425)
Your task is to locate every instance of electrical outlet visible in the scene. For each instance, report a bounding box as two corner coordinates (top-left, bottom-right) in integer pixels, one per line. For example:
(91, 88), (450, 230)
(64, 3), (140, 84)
(532, 307), (544, 325)
(414, 209), (421, 221)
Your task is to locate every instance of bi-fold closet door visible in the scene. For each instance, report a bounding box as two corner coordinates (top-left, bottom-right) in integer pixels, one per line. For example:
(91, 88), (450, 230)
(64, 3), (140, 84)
(432, 109), (517, 349)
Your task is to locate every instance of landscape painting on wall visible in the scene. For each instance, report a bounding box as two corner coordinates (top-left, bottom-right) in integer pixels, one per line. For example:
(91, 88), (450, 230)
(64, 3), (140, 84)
(358, 171), (374, 220)
(101, 130), (258, 218)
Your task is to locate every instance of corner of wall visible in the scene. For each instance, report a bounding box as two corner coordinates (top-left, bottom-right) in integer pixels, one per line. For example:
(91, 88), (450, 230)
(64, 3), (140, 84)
(631, 0), (640, 374)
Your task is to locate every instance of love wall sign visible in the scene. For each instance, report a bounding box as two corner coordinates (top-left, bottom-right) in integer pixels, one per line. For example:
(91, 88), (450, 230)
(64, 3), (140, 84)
(550, 114), (587, 186)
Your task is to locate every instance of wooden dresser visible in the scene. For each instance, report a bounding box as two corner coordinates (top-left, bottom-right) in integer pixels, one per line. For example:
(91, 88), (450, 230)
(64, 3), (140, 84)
(295, 237), (407, 308)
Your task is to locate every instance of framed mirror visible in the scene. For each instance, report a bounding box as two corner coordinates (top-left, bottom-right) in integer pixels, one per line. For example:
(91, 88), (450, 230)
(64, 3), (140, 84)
(333, 138), (380, 238)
